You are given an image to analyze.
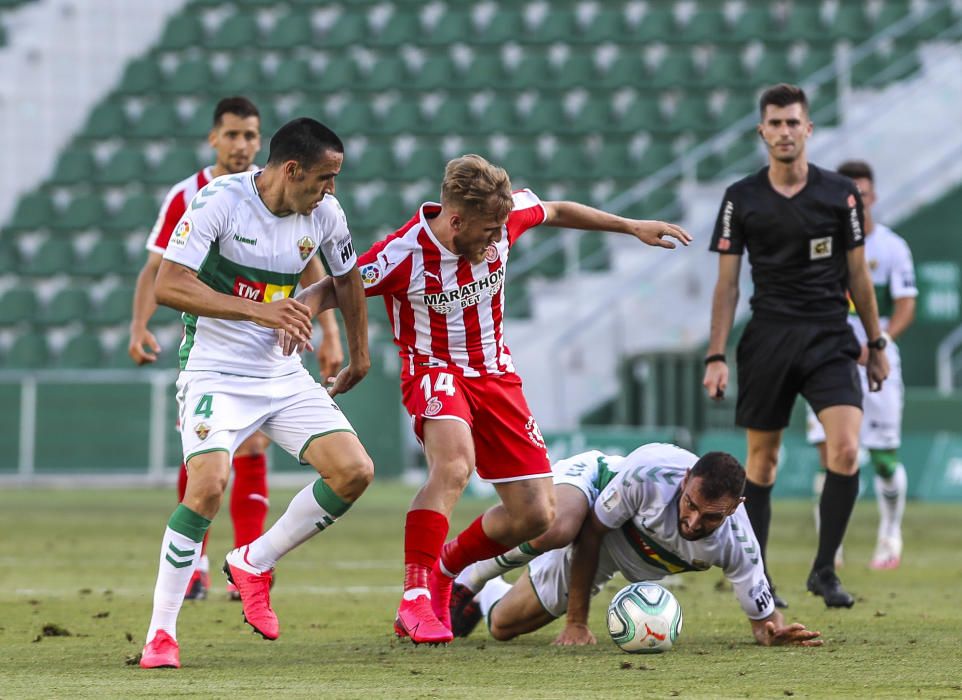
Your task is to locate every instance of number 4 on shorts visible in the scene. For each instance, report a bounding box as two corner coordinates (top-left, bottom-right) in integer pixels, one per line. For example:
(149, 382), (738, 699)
(194, 393), (214, 419)
(421, 373), (455, 401)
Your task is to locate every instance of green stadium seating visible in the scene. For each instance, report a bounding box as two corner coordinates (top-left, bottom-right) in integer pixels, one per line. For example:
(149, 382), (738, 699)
(528, 7), (577, 44)
(116, 57), (164, 96)
(146, 146), (200, 186)
(268, 57), (312, 94)
(627, 6), (674, 42)
(699, 47), (747, 87)
(103, 193), (159, 235)
(49, 147), (96, 187)
(7, 192), (56, 232)
(780, 3), (826, 41)
(731, 6), (773, 42)
(161, 57), (212, 94)
(370, 9), (420, 47)
(318, 11), (366, 48)
(89, 285), (134, 326)
(22, 238), (74, 276)
(0, 237), (18, 275)
(178, 100), (217, 139)
(577, 7), (624, 44)
(207, 11), (258, 51)
(52, 193), (105, 232)
(130, 103), (181, 139)
(470, 7), (523, 46)
(0, 288), (38, 325)
(682, 8), (728, 43)
(95, 147), (147, 186)
(5, 331), (50, 369)
(75, 238), (131, 276)
(56, 333), (103, 368)
(454, 54), (504, 90)
(578, 235), (610, 272)
(218, 56), (263, 94)
(38, 286), (91, 326)
(420, 7), (471, 46)
(80, 101), (127, 140)
(412, 54), (455, 91)
(830, 4), (870, 41)
(312, 55), (359, 91)
(260, 9), (313, 50)
(155, 13), (204, 51)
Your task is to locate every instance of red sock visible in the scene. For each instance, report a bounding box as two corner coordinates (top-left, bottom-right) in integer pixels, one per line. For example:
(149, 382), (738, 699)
(404, 509), (449, 591)
(440, 515), (509, 577)
(230, 453), (269, 547)
(177, 462), (210, 556)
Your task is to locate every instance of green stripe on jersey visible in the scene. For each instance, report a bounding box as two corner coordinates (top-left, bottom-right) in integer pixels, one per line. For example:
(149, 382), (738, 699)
(179, 312), (198, 370)
(594, 455), (620, 492)
(197, 241), (301, 294)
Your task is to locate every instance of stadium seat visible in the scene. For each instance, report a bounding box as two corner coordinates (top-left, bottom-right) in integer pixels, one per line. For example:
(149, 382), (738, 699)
(145, 146), (200, 186)
(552, 49), (598, 90)
(4, 331), (50, 369)
(730, 6), (774, 41)
(267, 57), (313, 94)
(130, 103), (181, 139)
(498, 142), (538, 181)
(527, 7), (576, 44)
(795, 45), (835, 79)
(6, 191), (55, 232)
(313, 55), (359, 91)
(22, 237), (75, 276)
(370, 8), (420, 47)
(37, 286), (91, 326)
(52, 193), (105, 232)
(420, 7), (471, 46)
(410, 53), (456, 91)
(470, 6), (523, 45)
(75, 238), (131, 276)
(578, 235), (610, 272)
(116, 58), (164, 96)
(398, 145), (446, 180)
(636, 142), (676, 177)
(626, 6), (674, 42)
(360, 54), (407, 92)
(103, 193), (159, 235)
(598, 50), (645, 90)
(681, 8), (728, 43)
(217, 56), (263, 94)
(260, 9), (313, 50)
(468, 95), (517, 133)
(49, 147), (96, 187)
(576, 7), (624, 44)
(206, 11), (259, 51)
(699, 47), (748, 88)
(161, 57), (212, 95)
(154, 13), (204, 51)
(80, 101), (127, 140)
(95, 147), (147, 186)
(178, 100), (218, 139)
(317, 11), (366, 48)
(89, 285), (135, 326)
(0, 288), (38, 325)
(454, 54), (504, 89)
(422, 98), (471, 134)
(0, 237), (18, 275)
(778, 3), (825, 41)
(56, 333), (103, 368)
(645, 48), (697, 89)
(829, 4), (870, 40)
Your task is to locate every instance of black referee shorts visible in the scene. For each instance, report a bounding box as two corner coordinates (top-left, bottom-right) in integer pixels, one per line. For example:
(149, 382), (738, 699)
(735, 318), (862, 431)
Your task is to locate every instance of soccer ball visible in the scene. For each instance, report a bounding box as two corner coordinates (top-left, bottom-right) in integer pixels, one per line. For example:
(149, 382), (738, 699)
(606, 582), (683, 654)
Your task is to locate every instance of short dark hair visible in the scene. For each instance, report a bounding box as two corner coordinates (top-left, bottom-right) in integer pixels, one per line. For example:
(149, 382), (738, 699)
(689, 452), (746, 501)
(213, 96), (260, 127)
(837, 159), (874, 183)
(759, 83), (808, 117)
(266, 118), (344, 169)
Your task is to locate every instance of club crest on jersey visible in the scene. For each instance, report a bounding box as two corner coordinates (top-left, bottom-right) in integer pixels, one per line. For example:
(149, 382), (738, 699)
(360, 262), (382, 288)
(171, 218), (192, 249)
(809, 236), (832, 260)
(525, 416), (546, 449)
(424, 397), (443, 417)
(298, 236), (316, 261)
(194, 422), (210, 441)
(484, 244), (499, 263)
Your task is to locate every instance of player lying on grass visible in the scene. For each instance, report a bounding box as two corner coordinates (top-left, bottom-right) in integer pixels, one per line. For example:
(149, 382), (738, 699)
(451, 444), (822, 648)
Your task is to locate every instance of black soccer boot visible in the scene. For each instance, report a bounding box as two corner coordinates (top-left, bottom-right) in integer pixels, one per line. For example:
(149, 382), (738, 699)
(806, 566), (855, 608)
(450, 582), (483, 638)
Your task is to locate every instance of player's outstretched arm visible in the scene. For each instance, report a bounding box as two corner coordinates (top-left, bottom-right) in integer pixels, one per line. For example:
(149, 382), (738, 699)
(750, 610), (822, 647)
(128, 251), (164, 365)
(847, 247), (889, 391)
(541, 201), (692, 249)
(703, 254), (741, 400)
(328, 266), (371, 397)
(553, 511), (612, 646)
(155, 259), (313, 345)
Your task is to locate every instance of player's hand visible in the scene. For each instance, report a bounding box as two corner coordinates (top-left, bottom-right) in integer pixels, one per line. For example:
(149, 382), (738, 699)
(703, 362), (729, 400)
(327, 359), (370, 397)
(629, 220), (692, 249)
(316, 331), (344, 385)
(552, 623), (597, 646)
(761, 620), (823, 647)
(866, 348), (890, 392)
(276, 328), (314, 357)
(128, 327), (161, 365)
(254, 298), (314, 347)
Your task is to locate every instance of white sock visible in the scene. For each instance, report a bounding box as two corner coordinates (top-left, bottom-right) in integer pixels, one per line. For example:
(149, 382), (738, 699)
(875, 464), (907, 542)
(146, 527), (203, 642)
(455, 543), (541, 593)
(244, 479), (350, 573)
(478, 576), (513, 618)
(197, 554), (209, 574)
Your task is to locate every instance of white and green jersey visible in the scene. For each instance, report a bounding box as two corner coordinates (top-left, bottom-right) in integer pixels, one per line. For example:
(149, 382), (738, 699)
(848, 223), (917, 344)
(594, 443), (775, 620)
(163, 171), (357, 377)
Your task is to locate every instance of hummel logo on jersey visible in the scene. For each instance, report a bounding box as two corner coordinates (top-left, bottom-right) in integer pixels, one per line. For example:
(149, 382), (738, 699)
(423, 268), (505, 314)
(234, 234), (257, 246)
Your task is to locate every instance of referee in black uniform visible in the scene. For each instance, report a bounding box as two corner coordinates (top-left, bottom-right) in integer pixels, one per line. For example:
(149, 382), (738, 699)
(702, 84), (889, 608)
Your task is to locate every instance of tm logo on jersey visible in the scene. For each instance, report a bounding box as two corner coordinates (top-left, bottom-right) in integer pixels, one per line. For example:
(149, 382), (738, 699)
(233, 277), (294, 303)
(423, 268), (505, 314)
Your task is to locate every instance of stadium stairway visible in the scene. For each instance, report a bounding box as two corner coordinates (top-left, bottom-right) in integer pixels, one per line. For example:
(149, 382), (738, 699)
(509, 38), (962, 430)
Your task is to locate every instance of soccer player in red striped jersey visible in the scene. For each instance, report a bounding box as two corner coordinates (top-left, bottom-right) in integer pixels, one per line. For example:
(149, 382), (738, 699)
(128, 97), (343, 600)
(359, 154), (691, 643)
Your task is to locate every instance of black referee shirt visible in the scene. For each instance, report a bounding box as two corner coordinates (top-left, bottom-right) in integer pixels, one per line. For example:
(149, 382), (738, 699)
(709, 164), (865, 322)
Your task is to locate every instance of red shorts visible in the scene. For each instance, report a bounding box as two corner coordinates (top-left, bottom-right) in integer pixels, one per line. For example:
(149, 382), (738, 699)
(401, 369), (551, 482)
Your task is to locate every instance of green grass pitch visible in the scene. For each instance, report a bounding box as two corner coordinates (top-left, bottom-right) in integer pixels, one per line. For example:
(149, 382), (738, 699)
(1, 484), (960, 699)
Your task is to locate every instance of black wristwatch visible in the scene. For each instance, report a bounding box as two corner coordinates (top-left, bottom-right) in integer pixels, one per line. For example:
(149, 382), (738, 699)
(867, 336), (888, 351)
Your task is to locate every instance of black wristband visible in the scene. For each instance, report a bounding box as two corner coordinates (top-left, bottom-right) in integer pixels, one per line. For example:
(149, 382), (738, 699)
(704, 353), (726, 365)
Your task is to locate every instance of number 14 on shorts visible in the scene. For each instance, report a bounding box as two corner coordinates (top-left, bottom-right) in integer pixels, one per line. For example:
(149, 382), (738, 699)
(421, 373), (454, 417)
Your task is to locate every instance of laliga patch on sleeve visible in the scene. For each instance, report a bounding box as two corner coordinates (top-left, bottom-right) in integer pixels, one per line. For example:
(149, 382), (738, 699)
(601, 488), (622, 513)
(170, 217), (192, 249)
(360, 261), (383, 288)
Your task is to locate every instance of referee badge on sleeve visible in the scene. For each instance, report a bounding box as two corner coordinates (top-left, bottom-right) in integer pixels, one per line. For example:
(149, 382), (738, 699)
(809, 237), (832, 260)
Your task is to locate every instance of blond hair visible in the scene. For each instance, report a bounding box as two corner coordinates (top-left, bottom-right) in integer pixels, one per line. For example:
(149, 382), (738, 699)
(441, 154), (514, 220)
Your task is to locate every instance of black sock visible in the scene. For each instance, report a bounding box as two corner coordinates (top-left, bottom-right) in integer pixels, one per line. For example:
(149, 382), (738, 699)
(814, 470), (860, 572)
(742, 479), (774, 583)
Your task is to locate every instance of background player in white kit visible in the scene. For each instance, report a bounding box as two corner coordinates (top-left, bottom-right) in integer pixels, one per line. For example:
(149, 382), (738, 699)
(140, 118), (373, 669)
(806, 160), (917, 570)
(458, 445), (822, 648)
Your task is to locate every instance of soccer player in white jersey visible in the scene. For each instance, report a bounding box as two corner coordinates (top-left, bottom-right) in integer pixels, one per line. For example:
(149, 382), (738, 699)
(358, 154), (691, 644)
(140, 118), (373, 669)
(459, 445), (822, 648)
(128, 97), (344, 601)
(806, 160), (917, 570)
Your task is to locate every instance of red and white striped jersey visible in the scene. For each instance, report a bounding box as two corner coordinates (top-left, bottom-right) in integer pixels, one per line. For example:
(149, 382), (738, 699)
(145, 167), (213, 254)
(359, 189), (547, 378)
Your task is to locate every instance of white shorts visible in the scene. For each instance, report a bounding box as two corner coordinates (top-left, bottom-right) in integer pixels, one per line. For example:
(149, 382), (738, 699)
(175, 368), (355, 464)
(528, 545), (618, 618)
(806, 343), (903, 450)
